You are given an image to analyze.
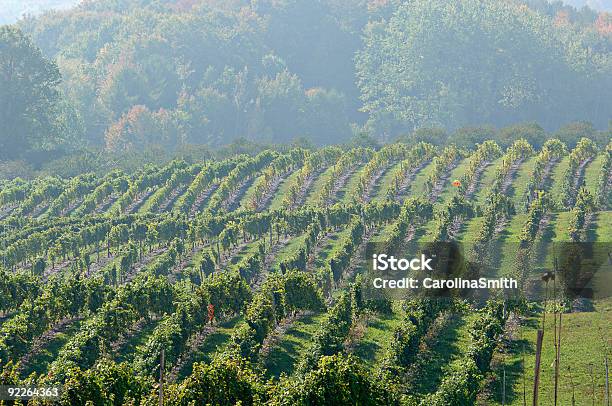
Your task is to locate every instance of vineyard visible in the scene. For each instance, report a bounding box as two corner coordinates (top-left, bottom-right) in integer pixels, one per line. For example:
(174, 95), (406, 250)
(0, 138), (610, 405)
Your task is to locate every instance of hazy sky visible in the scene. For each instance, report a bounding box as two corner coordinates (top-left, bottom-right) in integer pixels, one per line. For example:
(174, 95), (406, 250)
(562, 0), (612, 10)
(0, 0), (79, 25)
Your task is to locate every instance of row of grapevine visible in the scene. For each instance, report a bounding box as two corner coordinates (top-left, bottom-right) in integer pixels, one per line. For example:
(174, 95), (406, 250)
(134, 271), (251, 375)
(246, 149), (307, 211)
(141, 164), (202, 213)
(522, 139), (566, 210)
(0, 273), (108, 363)
(567, 188), (596, 242)
(13, 177), (65, 217)
(520, 191), (552, 246)
(596, 141), (611, 209)
(282, 146), (342, 209)
(43, 174), (98, 218)
(385, 142), (436, 200)
(423, 145), (462, 200)
(230, 271), (325, 362)
(173, 157), (241, 215)
(423, 301), (507, 405)
(383, 198), (433, 249)
(378, 298), (451, 386)
(489, 139), (534, 196)
(207, 150), (277, 212)
(428, 142), (501, 241)
(455, 140), (501, 198)
(560, 137), (598, 208)
(315, 147), (373, 205)
(351, 143), (409, 203)
(72, 170), (129, 216)
(112, 160), (188, 215)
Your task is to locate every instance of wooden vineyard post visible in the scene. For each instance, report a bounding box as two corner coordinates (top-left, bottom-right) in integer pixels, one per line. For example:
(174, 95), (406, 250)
(555, 312), (562, 406)
(589, 363), (595, 406)
(606, 356), (610, 406)
(503, 367), (506, 406)
(159, 348), (165, 406)
(533, 329), (544, 406)
(568, 366), (576, 406)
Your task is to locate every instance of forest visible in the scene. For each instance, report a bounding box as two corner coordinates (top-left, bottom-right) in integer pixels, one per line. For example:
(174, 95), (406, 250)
(0, 0), (611, 175)
(0, 0), (611, 405)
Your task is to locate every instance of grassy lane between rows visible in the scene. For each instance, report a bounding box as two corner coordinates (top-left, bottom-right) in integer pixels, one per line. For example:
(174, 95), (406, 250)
(491, 299), (612, 406)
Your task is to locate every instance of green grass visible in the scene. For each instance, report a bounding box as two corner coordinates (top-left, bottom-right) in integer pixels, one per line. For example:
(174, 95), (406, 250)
(305, 165), (335, 205)
(472, 157), (504, 206)
(583, 153), (606, 197)
(351, 306), (404, 370)
(239, 174), (262, 210)
(437, 156), (471, 204)
(456, 216), (485, 243)
(118, 318), (163, 363)
(373, 161), (404, 202)
(550, 211), (572, 243)
(311, 227), (352, 269)
(262, 312), (327, 378)
(549, 156), (571, 207)
(20, 319), (83, 377)
(589, 210), (612, 242)
(339, 166), (365, 204)
(269, 233), (307, 270)
(410, 160), (438, 197)
(177, 316), (243, 380)
(510, 157), (538, 213)
(267, 169), (301, 211)
(408, 311), (480, 397)
(137, 188), (161, 213)
(491, 300), (612, 405)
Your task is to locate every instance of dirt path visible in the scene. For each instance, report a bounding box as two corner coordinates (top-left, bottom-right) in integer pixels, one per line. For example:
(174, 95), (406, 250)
(59, 197), (85, 217)
(125, 189), (154, 214)
(566, 157), (593, 207)
(325, 168), (356, 206)
(396, 161), (430, 201)
(167, 325), (218, 381)
(290, 169), (323, 210)
(93, 193), (118, 215)
(222, 178), (252, 212)
(0, 203), (18, 220)
(258, 311), (309, 360)
(500, 158), (524, 195)
(254, 170), (292, 212)
(362, 166), (387, 203)
(190, 183), (219, 217)
(465, 161), (490, 198)
(157, 185), (187, 213)
(428, 160), (460, 203)
(18, 316), (83, 372)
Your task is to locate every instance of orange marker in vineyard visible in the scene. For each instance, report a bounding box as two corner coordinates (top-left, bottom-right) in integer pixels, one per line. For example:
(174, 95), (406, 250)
(452, 180), (461, 187)
(207, 304), (215, 324)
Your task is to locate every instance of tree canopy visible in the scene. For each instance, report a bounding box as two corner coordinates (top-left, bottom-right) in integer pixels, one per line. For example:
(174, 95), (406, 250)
(0, 0), (609, 166)
(356, 0), (611, 136)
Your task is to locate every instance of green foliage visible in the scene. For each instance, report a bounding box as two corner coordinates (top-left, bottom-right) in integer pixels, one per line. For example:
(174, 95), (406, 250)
(154, 355), (265, 406)
(0, 26), (65, 161)
(356, 0), (611, 135)
(274, 354), (398, 406)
